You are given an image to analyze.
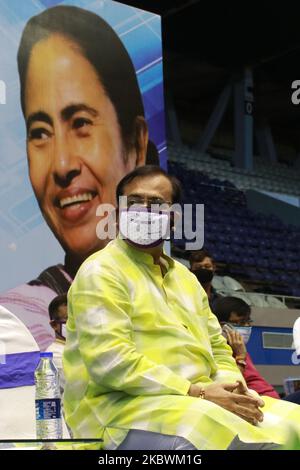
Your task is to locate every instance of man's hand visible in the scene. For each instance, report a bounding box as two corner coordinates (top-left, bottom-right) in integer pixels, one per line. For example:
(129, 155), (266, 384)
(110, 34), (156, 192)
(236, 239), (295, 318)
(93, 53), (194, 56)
(189, 381), (264, 426)
(233, 380), (265, 406)
(225, 328), (247, 359)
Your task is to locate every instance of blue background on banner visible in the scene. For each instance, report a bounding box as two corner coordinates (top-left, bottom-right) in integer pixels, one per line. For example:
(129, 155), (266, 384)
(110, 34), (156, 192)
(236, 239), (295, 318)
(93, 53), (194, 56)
(0, 0), (166, 291)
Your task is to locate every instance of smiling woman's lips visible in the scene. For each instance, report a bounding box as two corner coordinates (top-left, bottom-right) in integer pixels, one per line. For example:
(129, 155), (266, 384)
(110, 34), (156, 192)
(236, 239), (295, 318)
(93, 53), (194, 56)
(58, 195), (98, 224)
(54, 188), (99, 223)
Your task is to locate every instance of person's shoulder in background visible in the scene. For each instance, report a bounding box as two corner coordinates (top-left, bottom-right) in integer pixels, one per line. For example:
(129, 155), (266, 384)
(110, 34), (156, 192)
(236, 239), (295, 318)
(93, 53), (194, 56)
(0, 282), (57, 350)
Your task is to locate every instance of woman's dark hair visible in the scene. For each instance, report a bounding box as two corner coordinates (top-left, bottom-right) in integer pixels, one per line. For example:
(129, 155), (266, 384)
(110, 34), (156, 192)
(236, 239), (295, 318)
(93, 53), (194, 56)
(116, 165), (182, 205)
(213, 296), (251, 323)
(17, 5), (157, 161)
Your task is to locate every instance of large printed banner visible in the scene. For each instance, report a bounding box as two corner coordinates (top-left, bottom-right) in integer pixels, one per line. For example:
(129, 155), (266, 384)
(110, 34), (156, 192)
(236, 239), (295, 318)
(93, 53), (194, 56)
(0, 0), (166, 351)
(0, 0), (166, 295)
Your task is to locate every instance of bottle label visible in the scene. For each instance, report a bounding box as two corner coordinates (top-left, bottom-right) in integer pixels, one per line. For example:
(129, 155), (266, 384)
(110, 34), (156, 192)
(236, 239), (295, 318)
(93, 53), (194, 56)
(35, 399), (61, 420)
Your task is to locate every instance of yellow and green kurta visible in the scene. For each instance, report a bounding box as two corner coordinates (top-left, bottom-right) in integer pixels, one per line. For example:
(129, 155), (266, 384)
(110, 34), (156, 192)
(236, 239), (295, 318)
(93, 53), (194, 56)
(63, 237), (300, 449)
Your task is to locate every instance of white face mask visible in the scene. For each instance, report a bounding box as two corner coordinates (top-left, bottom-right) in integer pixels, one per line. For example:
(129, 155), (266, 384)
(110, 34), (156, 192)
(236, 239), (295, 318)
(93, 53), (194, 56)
(119, 208), (170, 248)
(234, 326), (252, 345)
(222, 323), (252, 345)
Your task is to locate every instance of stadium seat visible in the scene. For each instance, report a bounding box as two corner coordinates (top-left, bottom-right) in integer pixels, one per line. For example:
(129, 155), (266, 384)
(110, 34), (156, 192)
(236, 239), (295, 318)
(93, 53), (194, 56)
(266, 296), (288, 309)
(246, 293), (270, 307)
(212, 276), (225, 291)
(169, 155), (300, 299)
(223, 276), (245, 292)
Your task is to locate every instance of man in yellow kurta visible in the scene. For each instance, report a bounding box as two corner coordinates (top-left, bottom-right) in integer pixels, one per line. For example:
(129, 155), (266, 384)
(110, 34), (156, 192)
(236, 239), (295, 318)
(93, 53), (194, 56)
(63, 166), (300, 450)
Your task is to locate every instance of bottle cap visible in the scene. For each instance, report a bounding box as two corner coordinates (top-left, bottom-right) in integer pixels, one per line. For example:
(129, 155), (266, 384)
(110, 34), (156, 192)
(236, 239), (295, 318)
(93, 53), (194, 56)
(40, 352), (53, 358)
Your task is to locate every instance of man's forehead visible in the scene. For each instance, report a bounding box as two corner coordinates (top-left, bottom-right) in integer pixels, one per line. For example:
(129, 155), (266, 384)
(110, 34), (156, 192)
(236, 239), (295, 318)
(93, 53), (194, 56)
(193, 257), (214, 265)
(124, 174), (172, 197)
(230, 312), (250, 320)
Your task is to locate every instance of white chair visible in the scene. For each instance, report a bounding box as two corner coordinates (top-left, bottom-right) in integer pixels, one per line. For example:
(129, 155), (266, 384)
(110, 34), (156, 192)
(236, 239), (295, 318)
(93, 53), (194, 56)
(222, 276), (245, 292)
(246, 293), (269, 308)
(212, 275), (225, 291)
(217, 291), (251, 305)
(266, 295), (288, 309)
(230, 292), (252, 305)
(0, 305), (69, 439)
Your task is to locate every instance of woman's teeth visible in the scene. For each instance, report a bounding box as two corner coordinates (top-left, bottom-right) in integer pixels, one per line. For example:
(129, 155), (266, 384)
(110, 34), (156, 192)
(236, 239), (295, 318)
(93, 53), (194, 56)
(60, 192), (94, 208)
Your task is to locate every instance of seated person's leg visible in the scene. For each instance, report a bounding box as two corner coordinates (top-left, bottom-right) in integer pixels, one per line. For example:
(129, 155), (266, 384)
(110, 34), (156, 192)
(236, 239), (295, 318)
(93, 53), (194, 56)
(117, 429), (197, 450)
(118, 429), (280, 450)
(227, 436), (280, 450)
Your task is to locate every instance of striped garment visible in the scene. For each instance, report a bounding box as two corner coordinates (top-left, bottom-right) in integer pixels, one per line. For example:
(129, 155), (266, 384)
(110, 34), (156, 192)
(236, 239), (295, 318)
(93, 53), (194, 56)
(63, 237), (300, 449)
(0, 265), (72, 350)
(0, 283), (56, 350)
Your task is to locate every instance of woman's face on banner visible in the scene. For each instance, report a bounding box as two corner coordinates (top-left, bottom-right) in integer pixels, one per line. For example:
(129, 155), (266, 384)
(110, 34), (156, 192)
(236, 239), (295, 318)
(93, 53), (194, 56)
(24, 34), (147, 258)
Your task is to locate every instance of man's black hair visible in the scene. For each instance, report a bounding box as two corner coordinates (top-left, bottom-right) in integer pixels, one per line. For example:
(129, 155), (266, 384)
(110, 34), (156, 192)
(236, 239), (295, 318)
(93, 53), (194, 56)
(213, 296), (251, 323)
(116, 165), (182, 205)
(189, 249), (214, 266)
(48, 293), (67, 321)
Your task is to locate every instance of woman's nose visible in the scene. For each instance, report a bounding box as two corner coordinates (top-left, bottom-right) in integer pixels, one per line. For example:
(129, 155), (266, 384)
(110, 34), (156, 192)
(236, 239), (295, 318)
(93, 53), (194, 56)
(52, 134), (81, 187)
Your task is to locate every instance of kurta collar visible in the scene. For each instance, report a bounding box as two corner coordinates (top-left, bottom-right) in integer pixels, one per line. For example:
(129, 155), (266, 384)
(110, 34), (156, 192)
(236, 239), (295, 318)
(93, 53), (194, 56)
(116, 237), (174, 270)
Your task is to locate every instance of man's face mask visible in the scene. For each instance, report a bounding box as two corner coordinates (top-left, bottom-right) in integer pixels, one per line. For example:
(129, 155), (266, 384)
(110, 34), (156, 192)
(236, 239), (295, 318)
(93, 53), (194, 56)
(119, 207), (170, 248)
(234, 326), (252, 345)
(222, 322), (252, 345)
(193, 268), (214, 285)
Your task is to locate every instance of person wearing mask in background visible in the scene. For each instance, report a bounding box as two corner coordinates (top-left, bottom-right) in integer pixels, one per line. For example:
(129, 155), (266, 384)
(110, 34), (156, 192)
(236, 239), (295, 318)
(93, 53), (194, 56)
(190, 249), (221, 310)
(213, 296), (280, 399)
(46, 293), (68, 392)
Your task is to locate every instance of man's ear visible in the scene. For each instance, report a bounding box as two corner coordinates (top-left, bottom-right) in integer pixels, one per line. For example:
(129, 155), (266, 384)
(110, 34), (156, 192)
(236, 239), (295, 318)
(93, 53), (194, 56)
(133, 116), (148, 167)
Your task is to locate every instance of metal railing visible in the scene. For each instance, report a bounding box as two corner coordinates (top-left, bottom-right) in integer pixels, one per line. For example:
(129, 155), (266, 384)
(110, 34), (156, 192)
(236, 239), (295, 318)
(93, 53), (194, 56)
(216, 288), (300, 308)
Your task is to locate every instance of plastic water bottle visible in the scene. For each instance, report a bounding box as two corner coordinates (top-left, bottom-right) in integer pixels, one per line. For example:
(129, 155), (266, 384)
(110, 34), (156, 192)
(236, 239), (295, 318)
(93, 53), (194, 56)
(35, 352), (62, 440)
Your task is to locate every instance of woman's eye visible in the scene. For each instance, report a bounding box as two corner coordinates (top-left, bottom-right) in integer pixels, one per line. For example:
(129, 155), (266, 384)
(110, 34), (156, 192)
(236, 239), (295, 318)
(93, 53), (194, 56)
(73, 117), (92, 130)
(28, 128), (50, 141)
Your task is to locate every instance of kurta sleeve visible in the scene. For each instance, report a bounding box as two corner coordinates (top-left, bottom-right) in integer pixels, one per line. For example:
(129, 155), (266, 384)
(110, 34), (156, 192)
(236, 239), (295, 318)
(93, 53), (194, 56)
(69, 261), (191, 397)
